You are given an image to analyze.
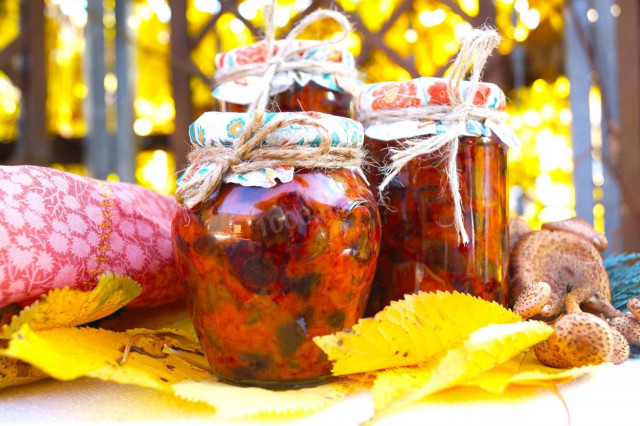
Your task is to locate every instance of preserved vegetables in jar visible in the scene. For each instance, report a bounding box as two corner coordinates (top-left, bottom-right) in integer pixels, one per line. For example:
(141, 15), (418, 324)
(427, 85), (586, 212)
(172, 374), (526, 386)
(356, 78), (520, 314)
(212, 40), (359, 118)
(173, 112), (380, 388)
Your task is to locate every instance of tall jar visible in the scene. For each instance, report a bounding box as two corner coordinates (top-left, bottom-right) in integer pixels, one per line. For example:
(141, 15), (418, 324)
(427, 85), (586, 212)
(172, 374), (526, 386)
(173, 112), (380, 388)
(212, 40), (359, 117)
(356, 78), (520, 314)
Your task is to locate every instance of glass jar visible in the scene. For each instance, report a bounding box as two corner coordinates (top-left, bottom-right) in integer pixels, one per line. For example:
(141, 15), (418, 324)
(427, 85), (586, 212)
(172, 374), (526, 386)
(173, 112), (380, 388)
(356, 78), (519, 314)
(213, 40), (359, 118)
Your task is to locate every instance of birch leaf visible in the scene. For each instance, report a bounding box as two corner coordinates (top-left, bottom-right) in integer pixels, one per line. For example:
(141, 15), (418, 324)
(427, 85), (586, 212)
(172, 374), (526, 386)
(371, 321), (553, 419)
(466, 349), (601, 393)
(313, 291), (522, 375)
(0, 354), (47, 389)
(1, 273), (141, 338)
(173, 379), (348, 419)
(2, 324), (211, 392)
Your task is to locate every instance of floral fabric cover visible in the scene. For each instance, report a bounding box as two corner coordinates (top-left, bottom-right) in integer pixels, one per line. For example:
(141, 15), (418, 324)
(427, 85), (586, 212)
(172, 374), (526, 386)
(212, 40), (361, 105)
(0, 166), (183, 308)
(357, 77), (521, 149)
(178, 111), (364, 208)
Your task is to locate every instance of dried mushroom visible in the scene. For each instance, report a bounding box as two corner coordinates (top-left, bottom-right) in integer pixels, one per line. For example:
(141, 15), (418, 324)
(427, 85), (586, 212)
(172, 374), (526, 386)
(510, 217), (640, 367)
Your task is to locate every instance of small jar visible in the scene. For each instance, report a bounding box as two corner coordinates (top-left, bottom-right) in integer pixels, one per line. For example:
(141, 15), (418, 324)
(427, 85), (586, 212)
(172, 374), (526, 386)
(173, 112), (380, 388)
(213, 40), (359, 117)
(356, 78), (519, 314)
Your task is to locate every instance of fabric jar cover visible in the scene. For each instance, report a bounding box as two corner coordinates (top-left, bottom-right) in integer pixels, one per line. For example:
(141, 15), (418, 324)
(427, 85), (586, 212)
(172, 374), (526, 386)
(178, 111), (365, 202)
(212, 40), (361, 105)
(356, 77), (521, 149)
(0, 166), (183, 308)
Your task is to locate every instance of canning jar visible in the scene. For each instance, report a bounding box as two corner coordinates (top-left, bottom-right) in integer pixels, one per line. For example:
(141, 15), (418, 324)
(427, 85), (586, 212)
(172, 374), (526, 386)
(356, 78), (520, 314)
(173, 112), (380, 388)
(212, 40), (359, 117)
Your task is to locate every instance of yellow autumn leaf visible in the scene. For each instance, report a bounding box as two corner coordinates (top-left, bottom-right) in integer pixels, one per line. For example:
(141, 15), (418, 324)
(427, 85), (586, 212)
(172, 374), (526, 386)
(2, 324), (211, 392)
(371, 321), (553, 420)
(0, 354), (47, 389)
(98, 300), (197, 342)
(173, 379), (348, 419)
(465, 349), (602, 393)
(1, 273), (141, 338)
(313, 291), (522, 375)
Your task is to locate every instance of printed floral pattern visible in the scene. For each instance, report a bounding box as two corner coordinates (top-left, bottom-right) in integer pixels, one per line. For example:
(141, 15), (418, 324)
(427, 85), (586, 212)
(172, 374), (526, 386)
(359, 77), (506, 112)
(234, 41), (279, 66)
(226, 118), (245, 138)
(371, 82), (422, 110)
(426, 81), (450, 105)
(0, 166), (184, 308)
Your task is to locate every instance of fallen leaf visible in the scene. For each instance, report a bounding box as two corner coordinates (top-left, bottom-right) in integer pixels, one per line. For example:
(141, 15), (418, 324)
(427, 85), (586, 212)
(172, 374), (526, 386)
(465, 349), (601, 393)
(97, 300), (197, 342)
(173, 379), (348, 419)
(0, 354), (47, 389)
(2, 324), (211, 392)
(313, 291), (522, 375)
(1, 273), (141, 338)
(371, 321), (553, 420)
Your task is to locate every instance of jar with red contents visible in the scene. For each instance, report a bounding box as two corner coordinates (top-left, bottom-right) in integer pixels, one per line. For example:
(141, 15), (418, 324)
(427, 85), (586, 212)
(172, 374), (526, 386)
(172, 111), (380, 388)
(212, 40), (359, 117)
(356, 78), (520, 315)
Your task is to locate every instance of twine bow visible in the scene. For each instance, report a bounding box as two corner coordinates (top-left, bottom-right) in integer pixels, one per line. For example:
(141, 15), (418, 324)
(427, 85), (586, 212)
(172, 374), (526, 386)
(214, 6), (358, 112)
(359, 28), (503, 245)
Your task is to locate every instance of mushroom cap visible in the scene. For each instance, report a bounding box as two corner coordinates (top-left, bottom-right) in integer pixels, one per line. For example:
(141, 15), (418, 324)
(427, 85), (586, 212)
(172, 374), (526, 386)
(510, 230), (611, 316)
(509, 217), (532, 251)
(541, 217), (608, 252)
(513, 281), (551, 319)
(547, 312), (614, 367)
(610, 328), (630, 364)
(534, 339), (573, 368)
(609, 315), (640, 346)
(627, 298), (640, 321)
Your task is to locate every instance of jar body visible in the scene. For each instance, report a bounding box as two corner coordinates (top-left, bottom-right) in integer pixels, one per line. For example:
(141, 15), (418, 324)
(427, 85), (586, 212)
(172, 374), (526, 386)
(220, 81), (354, 118)
(173, 169), (380, 388)
(364, 134), (509, 315)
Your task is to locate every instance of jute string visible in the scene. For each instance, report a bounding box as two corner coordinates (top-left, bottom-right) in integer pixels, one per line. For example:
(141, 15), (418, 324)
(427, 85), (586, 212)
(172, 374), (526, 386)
(176, 4), (363, 208)
(357, 28), (503, 245)
(214, 6), (358, 112)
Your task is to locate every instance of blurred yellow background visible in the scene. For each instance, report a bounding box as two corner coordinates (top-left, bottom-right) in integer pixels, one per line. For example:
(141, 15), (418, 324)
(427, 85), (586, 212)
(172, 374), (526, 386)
(0, 0), (627, 239)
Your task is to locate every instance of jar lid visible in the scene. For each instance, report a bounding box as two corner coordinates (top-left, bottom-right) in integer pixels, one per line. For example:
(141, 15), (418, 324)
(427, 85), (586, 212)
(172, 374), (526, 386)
(356, 77), (506, 113)
(188, 111), (363, 149)
(355, 77), (519, 149)
(179, 112), (365, 200)
(213, 40), (361, 105)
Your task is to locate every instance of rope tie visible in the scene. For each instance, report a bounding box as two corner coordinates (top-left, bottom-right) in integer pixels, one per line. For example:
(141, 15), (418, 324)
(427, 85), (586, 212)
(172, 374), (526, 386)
(214, 6), (357, 112)
(357, 28), (503, 245)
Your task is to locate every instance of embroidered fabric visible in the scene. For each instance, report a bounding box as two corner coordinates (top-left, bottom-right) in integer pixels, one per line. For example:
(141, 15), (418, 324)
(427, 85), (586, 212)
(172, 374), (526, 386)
(0, 166), (183, 308)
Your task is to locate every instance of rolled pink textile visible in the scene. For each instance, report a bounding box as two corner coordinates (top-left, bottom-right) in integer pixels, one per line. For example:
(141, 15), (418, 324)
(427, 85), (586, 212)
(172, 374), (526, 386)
(0, 165), (183, 307)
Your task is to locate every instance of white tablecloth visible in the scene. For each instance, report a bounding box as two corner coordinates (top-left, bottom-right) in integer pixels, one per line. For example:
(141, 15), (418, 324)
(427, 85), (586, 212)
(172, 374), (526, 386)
(1, 360), (638, 425)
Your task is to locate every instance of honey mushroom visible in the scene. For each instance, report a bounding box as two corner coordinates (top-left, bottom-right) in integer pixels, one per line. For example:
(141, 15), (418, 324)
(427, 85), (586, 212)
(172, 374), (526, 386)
(510, 217), (639, 367)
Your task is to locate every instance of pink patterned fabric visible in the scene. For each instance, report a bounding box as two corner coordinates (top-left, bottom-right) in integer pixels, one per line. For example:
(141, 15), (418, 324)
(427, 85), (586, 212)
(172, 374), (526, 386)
(0, 165), (183, 308)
